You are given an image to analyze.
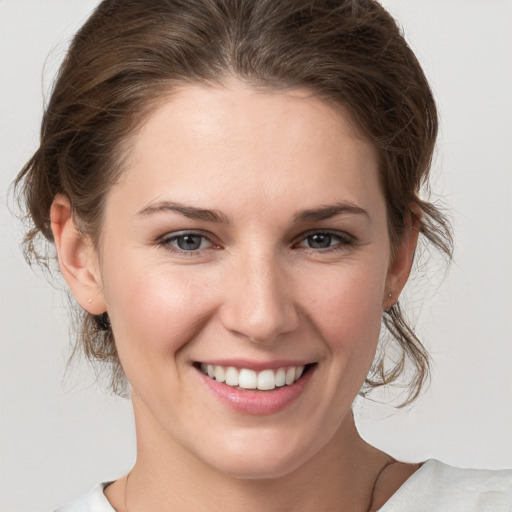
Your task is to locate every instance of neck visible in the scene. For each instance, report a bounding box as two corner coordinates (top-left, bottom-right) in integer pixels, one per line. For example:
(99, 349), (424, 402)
(110, 397), (393, 512)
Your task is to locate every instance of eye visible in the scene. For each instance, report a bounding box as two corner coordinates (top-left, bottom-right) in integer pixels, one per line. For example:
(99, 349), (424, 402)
(174, 234), (207, 251)
(158, 231), (216, 253)
(295, 231), (353, 250)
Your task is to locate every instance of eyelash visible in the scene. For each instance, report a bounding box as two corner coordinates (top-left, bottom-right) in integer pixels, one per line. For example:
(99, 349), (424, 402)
(157, 229), (354, 255)
(292, 230), (354, 252)
(157, 230), (218, 255)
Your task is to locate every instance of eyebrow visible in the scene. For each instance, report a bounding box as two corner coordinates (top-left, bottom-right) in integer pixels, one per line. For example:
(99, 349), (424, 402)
(294, 202), (370, 223)
(137, 201), (229, 223)
(137, 200), (369, 224)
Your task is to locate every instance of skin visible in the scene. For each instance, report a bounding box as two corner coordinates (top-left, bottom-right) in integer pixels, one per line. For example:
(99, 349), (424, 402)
(51, 82), (420, 511)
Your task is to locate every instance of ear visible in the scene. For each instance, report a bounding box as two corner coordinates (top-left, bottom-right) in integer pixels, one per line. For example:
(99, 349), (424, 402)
(383, 206), (421, 310)
(50, 194), (106, 314)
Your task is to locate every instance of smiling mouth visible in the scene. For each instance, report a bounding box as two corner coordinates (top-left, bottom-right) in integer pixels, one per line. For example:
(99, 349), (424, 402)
(196, 363), (315, 391)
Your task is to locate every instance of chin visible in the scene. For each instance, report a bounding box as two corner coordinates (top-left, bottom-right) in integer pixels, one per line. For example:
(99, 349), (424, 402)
(210, 451), (307, 481)
(196, 425), (324, 481)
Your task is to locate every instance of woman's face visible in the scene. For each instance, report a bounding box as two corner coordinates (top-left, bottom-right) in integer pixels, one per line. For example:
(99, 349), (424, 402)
(87, 83), (411, 478)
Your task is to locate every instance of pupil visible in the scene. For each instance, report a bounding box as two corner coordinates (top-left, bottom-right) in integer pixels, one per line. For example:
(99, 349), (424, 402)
(309, 234), (331, 249)
(178, 235), (202, 250)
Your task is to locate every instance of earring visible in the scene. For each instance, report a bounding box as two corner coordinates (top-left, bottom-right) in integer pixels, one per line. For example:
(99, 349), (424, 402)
(385, 292), (395, 314)
(88, 299), (92, 304)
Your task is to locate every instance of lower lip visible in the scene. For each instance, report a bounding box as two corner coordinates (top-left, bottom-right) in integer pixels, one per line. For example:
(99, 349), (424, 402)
(197, 366), (315, 415)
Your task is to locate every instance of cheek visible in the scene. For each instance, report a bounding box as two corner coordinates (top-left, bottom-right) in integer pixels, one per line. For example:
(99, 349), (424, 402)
(300, 260), (387, 364)
(100, 256), (216, 375)
(286, 261), (388, 436)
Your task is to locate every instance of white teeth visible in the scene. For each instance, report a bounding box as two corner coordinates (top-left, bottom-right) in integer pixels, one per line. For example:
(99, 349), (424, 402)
(200, 364), (308, 390)
(285, 367), (296, 385)
(238, 369), (257, 389)
(275, 367), (286, 387)
(257, 369), (276, 391)
(214, 365), (226, 383)
(225, 366), (239, 386)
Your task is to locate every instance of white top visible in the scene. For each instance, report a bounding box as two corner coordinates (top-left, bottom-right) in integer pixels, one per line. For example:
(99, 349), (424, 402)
(54, 460), (512, 512)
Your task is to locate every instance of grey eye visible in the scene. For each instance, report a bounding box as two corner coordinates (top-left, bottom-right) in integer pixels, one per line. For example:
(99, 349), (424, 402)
(306, 233), (334, 249)
(295, 230), (353, 251)
(175, 234), (204, 251)
(159, 230), (216, 254)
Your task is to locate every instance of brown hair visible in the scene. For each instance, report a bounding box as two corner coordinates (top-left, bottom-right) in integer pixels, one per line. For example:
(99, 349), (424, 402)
(15, 0), (452, 403)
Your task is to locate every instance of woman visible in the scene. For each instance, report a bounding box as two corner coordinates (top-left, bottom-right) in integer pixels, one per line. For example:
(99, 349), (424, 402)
(12, 0), (511, 511)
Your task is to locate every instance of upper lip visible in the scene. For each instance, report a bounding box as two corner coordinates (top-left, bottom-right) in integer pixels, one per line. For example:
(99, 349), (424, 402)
(194, 358), (315, 372)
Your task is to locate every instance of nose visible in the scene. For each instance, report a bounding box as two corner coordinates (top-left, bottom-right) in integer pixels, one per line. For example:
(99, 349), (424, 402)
(219, 251), (299, 344)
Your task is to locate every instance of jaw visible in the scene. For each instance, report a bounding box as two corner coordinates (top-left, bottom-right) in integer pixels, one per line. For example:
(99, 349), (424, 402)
(125, 403), (384, 512)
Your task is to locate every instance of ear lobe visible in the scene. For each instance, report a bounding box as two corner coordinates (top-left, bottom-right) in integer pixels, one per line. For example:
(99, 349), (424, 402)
(50, 194), (106, 314)
(383, 208), (421, 310)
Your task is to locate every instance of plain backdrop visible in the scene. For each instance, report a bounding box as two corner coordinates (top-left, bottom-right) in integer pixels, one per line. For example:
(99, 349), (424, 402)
(1, 1), (511, 511)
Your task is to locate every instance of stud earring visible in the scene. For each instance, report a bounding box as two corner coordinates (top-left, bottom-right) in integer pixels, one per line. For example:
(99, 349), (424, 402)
(88, 299), (92, 304)
(385, 292), (395, 313)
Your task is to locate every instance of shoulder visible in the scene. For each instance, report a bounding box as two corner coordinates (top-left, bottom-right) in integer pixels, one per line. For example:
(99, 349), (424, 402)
(414, 459), (512, 499)
(52, 483), (115, 512)
(380, 459), (512, 512)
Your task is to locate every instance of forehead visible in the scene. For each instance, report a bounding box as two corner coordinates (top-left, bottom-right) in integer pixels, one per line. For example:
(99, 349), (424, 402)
(132, 82), (369, 160)
(109, 82), (382, 219)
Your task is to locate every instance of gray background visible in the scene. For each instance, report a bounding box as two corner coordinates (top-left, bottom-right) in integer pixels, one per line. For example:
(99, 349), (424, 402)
(1, 1), (511, 511)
